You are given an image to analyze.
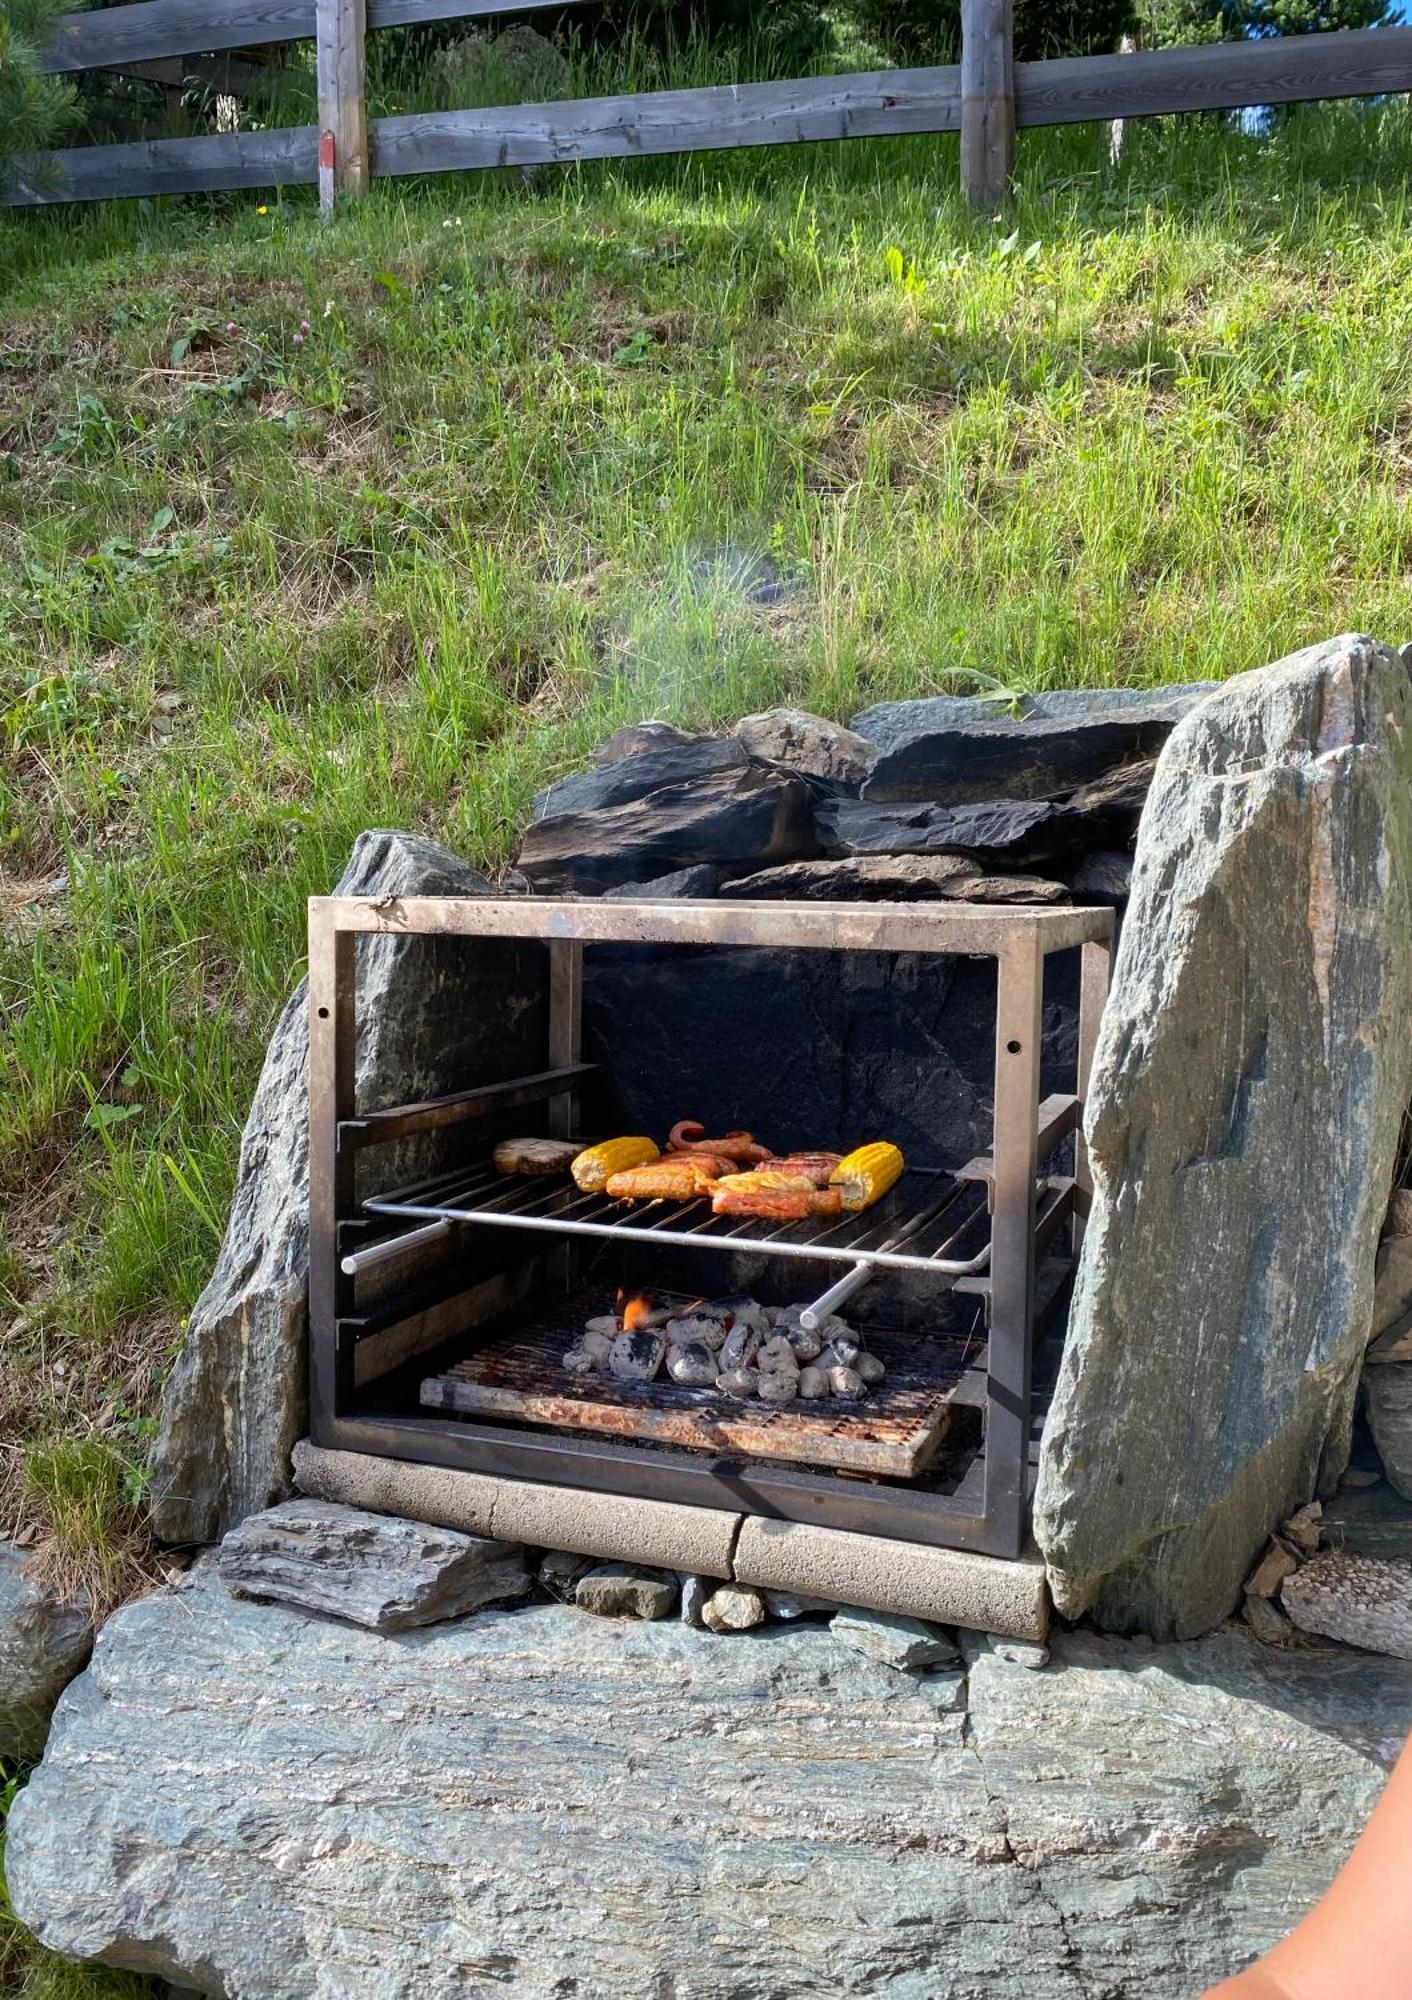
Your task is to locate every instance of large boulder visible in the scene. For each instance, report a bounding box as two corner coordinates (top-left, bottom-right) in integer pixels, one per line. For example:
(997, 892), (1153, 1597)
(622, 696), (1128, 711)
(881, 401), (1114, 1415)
(0, 1544), (92, 1760)
(1036, 636), (1412, 1639)
(1364, 1364), (1412, 1500)
(852, 686), (1212, 804)
(7, 1566), (1408, 1999)
(148, 831), (545, 1547)
(532, 736), (747, 819)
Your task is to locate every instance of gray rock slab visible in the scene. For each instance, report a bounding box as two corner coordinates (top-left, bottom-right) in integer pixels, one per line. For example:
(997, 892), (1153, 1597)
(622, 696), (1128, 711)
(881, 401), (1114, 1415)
(0, 1544), (92, 1760)
(8, 1574), (1408, 1999)
(518, 765), (816, 895)
(831, 1607), (959, 1670)
(853, 685), (1212, 804)
(679, 1573), (709, 1626)
(1364, 1361), (1412, 1500)
(1370, 1227), (1412, 1342)
(148, 830), (543, 1546)
(726, 854), (1067, 904)
(816, 795), (1069, 868)
(1035, 636), (1412, 1639)
(731, 708), (877, 789)
(1281, 1548), (1412, 1659)
(215, 1501), (528, 1631)
(532, 736), (746, 819)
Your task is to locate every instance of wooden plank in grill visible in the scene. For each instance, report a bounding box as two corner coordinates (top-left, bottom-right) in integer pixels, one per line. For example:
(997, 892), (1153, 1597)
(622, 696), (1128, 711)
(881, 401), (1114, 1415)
(420, 1318), (969, 1477)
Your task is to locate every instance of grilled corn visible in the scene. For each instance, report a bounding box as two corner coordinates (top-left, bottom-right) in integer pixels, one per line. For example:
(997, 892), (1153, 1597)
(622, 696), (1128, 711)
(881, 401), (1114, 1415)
(571, 1136), (660, 1193)
(829, 1141), (904, 1211)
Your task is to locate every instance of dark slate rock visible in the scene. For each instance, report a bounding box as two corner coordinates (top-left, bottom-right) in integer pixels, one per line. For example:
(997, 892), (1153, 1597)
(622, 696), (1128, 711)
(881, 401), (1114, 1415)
(1067, 851), (1134, 908)
(590, 720), (709, 767)
(1063, 760), (1156, 842)
(727, 856), (1066, 905)
(603, 865), (726, 902)
(816, 797), (1071, 869)
(518, 767), (816, 896)
(532, 737), (746, 821)
(853, 687), (1213, 805)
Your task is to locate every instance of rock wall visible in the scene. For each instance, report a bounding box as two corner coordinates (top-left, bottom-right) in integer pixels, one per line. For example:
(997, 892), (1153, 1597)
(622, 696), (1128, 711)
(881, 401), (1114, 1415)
(0, 1544), (93, 1761)
(148, 831), (546, 1547)
(6, 1566), (1408, 2000)
(1035, 635), (1412, 1638)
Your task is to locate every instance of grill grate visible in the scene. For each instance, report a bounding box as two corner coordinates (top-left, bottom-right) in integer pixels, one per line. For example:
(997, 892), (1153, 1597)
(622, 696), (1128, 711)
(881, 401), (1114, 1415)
(363, 1158), (991, 1278)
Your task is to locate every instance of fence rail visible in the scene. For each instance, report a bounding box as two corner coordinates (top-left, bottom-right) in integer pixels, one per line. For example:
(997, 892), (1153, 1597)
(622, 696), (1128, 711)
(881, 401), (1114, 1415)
(12, 16), (1412, 211)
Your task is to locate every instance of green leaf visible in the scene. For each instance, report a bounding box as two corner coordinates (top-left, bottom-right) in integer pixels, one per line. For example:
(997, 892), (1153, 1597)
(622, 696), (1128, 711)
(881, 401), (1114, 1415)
(147, 505), (175, 538)
(374, 269), (409, 299)
(85, 1102), (142, 1130)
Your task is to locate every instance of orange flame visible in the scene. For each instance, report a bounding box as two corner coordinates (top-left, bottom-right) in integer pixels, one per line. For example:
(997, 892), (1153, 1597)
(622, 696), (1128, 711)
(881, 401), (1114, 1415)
(621, 1292), (654, 1332)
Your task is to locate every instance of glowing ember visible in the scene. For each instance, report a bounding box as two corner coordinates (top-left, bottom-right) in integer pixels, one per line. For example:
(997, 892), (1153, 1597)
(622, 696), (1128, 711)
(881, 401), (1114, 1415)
(620, 1292), (655, 1332)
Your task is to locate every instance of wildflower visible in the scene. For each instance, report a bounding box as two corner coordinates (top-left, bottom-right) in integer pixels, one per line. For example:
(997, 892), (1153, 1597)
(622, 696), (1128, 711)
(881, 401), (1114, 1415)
(323, 299), (335, 319)
(293, 330), (305, 346)
(224, 320), (238, 335)
(257, 204), (269, 216)
(299, 318), (311, 332)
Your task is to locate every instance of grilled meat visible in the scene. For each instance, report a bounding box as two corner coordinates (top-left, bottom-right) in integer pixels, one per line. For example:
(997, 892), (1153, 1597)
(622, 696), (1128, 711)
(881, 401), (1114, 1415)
(709, 1185), (844, 1222)
(667, 1120), (771, 1163)
(605, 1158), (725, 1201)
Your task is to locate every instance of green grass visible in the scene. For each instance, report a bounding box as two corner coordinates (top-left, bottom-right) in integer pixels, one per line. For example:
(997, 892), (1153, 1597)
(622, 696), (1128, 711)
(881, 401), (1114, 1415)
(5, 99), (1412, 1567)
(4, 61), (1412, 2000)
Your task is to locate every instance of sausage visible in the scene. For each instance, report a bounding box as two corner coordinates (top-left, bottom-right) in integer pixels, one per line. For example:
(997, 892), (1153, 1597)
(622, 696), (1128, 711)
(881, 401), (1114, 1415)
(667, 1120), (771, 1164)
(710, 1186), (844, 1222)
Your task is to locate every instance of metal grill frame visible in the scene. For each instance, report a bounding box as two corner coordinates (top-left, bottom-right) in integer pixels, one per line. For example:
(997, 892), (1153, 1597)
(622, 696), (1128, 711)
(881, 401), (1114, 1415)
(307, 894), (1113, 1559)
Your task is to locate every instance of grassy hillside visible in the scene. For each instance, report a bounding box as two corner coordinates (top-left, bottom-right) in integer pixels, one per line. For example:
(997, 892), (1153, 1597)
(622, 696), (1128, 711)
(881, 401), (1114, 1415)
(5, 64), (1412, 2000)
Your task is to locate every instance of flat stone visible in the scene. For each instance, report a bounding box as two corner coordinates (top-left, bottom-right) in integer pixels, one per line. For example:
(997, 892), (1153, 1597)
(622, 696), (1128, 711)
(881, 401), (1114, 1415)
(1282, 1502), (1324, 1555)
(10, 1576), (1410, 1999)
(1062, 758), (1157, 839)
(728, 852), (977, 899)
(602, 864), (725, 901)
(700, 1584), (765, 1632)
(1364, 1362), (1412, 1499)
(732, 708), (877, 789)
(1366, 1314), (1412, 1364)
(1035, 636), (1412, 1639)
(853, 685), (1212, 804)
(1067, 848), (1133, 907)
(928, 1668), (969, 1712)
(984, 1637), (1050, 1670)
(1281, 1549), (1412, 1659)
(575, 1565), (677, 1620)
(0, 1544), (92, 1760)
(832, 1608), (959, 1671)
(215, 1501), (528, 1632)
(149, 830), (542, 1547)
(518, 765), (816, 895)
(590, 720), (708, 766)
(815, 795), (1071, 869)
(532, 736), (746, 819)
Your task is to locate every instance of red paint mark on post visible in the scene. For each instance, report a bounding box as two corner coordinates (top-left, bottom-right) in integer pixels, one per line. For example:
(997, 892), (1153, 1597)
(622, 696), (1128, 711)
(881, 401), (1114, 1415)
(319, 131), (336, 171)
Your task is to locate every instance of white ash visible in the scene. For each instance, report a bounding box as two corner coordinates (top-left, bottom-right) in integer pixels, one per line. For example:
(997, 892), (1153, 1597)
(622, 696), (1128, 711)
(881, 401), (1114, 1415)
(562, 1299), (885, 1406)
(664, 1315), (727, 1351)
(608, 1328), (666, 1383)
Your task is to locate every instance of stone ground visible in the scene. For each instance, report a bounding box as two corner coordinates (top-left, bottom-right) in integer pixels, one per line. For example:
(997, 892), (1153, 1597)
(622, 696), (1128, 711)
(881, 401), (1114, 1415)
(6, 1564), (1409, 2000)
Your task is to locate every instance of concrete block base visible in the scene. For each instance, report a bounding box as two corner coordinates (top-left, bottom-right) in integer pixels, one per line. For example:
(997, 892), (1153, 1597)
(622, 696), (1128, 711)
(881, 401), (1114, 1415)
(293, 1441), (1050, 1640)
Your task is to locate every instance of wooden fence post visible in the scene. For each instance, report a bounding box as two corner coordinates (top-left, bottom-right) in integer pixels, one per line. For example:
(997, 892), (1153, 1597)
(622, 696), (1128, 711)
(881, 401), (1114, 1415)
(960, 0), (1014, 210)
(316, 0), (368, 212)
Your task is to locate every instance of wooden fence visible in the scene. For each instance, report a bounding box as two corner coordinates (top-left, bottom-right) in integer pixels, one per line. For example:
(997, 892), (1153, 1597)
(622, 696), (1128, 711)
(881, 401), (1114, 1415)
(12, 5), (1412, 212)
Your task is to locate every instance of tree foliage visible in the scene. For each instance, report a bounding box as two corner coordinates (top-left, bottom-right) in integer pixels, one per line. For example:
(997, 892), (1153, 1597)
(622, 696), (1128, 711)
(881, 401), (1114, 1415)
(1139, 0), (1391, 40)
(0, 0), (78, 181)
(833, 0), (1136, 65)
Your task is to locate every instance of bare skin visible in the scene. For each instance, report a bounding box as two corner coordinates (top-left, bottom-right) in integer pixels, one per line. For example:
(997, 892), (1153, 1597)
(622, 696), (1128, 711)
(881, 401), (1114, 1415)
(1202, 1734), (1412, 2000)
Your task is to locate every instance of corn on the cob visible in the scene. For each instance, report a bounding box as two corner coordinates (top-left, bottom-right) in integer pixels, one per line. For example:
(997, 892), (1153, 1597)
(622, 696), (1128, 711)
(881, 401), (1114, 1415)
(829, 1141), (904, 1211)
(571, 1136), (659, 1193)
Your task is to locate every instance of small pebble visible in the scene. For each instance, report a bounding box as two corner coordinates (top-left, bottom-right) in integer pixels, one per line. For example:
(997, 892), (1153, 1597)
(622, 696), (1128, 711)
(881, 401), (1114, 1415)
(680, 1574), (710, 1627)
(702, 1585), (766, 1633)
(575, 1565), (678, 1621)
(855, 1352), (886, 1385)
